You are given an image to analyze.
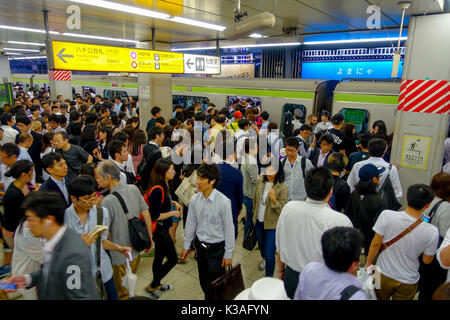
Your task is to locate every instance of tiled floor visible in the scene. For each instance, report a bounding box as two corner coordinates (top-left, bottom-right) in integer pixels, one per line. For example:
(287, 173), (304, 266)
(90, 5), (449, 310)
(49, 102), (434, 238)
(0, 216), (267, 300)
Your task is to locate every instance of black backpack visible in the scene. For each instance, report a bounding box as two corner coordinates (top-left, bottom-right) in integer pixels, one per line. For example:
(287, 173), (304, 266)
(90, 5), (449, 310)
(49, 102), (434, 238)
(378, 164), (401, 211)
(112, 191), (150, 252)
(282, 156), (307, 177)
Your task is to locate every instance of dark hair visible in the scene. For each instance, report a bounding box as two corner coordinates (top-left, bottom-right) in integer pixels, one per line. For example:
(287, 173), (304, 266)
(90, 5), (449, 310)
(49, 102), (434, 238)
(21, 191), (66, 225)
(305, 167), (334, 201)
(267, 122), (278, 131)
(149, 126), (163, 140)
(368, 138), (387, 157)
(70, 122), (83, 136)
(197, 163), (221, 188)
(355, 179), (378, 196)
(79, 162), (97, 178)
(215, 115), (226, 124)
(299, 124), (312, 132)
(84, 113), (98, 125)
(155, 116), (165, 125)
(16, 116), (31, 126)
(108, 139), (126, 160)
(358, 133), (372, 149)
(112, 131), (128, 144)
(5, 160), (34, 179)
(195, 112), (206, 122)
(342, 123), (355, 139)
(407, 184), (435, 210)
(0, 143), (20, 157)
(430, 173), (450, 201)
(318, 133), (334, 146)
(327, 152), (347, 173)
(41, 152), (64, 171)
(98, 125), (113, 143)
(48, 114), (60, 124)
(70, 110), (81, 122)
(373, 120), (388, 140)
(0, 113), (13, 125)
(151, 106), (161, 116)
(148, 158), (173, 195)
(30, 105), (40, 113)
(80, 123), (97, 142)
(68, 175), (98, 198)
(321, 227), (364, 273)
(238, 118), (249, 130)
(261, 111), (269, 121)
(262, 160), (285, 185)
(131, 129), (147, 156)
(55, 131), (69, 141)
(285, 136), (300, 149)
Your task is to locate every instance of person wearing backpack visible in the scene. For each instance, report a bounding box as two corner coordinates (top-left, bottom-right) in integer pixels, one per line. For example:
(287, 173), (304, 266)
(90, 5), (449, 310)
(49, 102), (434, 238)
(95, 161), (153, 300)
(347, 138), (403, 209)
(418, 173), (450, 300)
(143, 158), (182, 299)
(365, 184), (439, 300)
(283, 137), (314, 201)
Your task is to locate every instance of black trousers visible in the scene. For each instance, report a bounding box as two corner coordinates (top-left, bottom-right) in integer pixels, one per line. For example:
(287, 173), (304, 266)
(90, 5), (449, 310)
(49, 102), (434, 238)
(418, 257), (448, 300)
(194, 237), (225, 300)
(283, 265), (300, 299)
(150, 228), (178, 288)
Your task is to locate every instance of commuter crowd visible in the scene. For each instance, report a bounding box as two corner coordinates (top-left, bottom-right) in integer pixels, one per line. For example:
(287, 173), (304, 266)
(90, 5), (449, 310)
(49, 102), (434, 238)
(0, 86), (449, 300)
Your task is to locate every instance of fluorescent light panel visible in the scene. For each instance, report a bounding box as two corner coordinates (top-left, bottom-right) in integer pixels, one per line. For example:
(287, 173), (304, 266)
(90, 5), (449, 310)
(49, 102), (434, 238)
(249, 33), (263, 38)
(7, 41), (45, 46)
(5, 52), (22, 56)
(172, 42), (301, 51)
(62, 32), (139, 44)
(303, 37), (407, 45)
(3, 47), (40, 52)
(169, 17), (225, 31)
(68, 0), (170, 19)
(10, 56), (47, 60)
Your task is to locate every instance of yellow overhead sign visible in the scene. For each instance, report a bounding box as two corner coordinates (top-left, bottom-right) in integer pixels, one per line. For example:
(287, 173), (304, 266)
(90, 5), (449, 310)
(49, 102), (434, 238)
(52, 41), (184, 74)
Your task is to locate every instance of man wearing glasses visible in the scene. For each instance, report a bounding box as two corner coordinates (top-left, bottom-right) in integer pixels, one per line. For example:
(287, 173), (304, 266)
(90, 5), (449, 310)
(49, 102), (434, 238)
(64, 175), (131, 300)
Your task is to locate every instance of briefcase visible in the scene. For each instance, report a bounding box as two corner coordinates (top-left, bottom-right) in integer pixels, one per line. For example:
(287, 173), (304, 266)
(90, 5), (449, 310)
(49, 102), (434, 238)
(208, 264), (245, 300)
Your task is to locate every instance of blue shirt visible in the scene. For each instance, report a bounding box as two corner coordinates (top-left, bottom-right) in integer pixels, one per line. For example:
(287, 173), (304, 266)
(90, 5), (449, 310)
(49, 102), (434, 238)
(216, 163), (243, 222)
(184, 189), (235, 259)
(64, 204), (113, 282)
(114, 103), (122, 115)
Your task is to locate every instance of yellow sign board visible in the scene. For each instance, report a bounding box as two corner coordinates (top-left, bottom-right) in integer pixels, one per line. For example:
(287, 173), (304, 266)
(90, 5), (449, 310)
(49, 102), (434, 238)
(400, 135), (431, 170)
(52, 41), (184, 74)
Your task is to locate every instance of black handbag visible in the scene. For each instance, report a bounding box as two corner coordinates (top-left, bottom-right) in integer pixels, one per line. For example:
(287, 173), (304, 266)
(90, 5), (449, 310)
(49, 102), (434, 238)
(243, 224), (257, 251)
(112, 192), (151, 252)
(95, 206), (107, 300)
(208, 264), (245, 300)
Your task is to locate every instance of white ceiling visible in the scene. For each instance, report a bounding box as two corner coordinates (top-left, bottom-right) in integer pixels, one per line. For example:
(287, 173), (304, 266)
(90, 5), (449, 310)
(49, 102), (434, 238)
(0, 0), (444, 51)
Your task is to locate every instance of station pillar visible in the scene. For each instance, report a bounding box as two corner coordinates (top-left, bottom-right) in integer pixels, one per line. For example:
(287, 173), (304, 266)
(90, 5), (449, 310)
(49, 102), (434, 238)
(0, 56), (12, 84)
(390, 13), (450, 203)
(136, 41), (172, 133)
(48, 70), (73, 100)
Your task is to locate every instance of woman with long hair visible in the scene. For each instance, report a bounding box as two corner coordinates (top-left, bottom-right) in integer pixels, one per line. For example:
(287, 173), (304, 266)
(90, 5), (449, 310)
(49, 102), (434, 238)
(342, 122), (358, 157)
(80, 123), (99, 161)
(40, 132), (54, 181)
(129, 129), (147, 174)
(370, 120), (393, 162)
(97, 126), (113, 160)
(252, 162), (288, 277)
(143, 158), (182, 299)
(2, 160), (35, 253)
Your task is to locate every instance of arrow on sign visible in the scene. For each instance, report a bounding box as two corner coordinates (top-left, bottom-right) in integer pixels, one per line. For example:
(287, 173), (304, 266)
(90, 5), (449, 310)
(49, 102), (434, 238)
(57, 48), (74, 63)
(186, 58), (194, 69)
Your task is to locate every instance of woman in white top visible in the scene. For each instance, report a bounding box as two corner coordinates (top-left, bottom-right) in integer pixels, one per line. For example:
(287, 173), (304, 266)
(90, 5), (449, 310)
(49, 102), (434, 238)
(252, 163), (288, 277)
(11, 220), (44, 300)
(40, 132), (54, 181)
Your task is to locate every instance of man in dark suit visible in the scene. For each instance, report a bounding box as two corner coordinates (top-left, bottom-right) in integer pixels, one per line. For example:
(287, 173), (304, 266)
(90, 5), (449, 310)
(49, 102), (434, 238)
(309, 133), (335, 168)
(15, 115), (43, 182)
(5, 191), (100, 300)
(215, 140), (243, 239)
(140, 126), (164, 191)
(40, 153), (72, 208)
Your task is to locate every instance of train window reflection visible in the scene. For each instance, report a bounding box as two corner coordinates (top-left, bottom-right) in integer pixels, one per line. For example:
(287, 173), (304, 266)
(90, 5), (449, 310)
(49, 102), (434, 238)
(172, 95), (210, 111)
(339, 108), (369, 134)
(227, 96), (261, 113)
(281, 103), (307, 136)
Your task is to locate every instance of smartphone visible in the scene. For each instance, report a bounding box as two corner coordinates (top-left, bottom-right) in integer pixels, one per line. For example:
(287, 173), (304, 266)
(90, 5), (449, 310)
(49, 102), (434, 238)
(0, 283), (17, 290)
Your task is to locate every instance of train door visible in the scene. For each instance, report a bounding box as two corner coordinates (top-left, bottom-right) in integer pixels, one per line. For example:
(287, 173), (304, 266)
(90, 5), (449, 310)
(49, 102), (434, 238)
(281, 103), (307, 137)
(83, 86), (96, 98)
(226, 96), (261, 113)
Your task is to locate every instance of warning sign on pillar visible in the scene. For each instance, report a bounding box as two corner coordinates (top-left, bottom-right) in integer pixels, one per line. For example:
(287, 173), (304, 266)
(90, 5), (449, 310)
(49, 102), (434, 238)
(50, 70), (72, 81)
(398, 79), (450, 114)
(400, 135), (431, 170)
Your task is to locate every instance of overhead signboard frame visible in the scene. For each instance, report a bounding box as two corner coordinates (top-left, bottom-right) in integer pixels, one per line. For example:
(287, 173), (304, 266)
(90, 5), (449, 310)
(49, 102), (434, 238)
(51, 41), (184, 74)
(183, 53), (221, 75)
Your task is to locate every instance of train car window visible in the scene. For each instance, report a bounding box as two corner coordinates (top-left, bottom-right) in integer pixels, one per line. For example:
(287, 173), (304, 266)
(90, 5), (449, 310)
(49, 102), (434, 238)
(104, 90), (128, 100)
(339, 108), (369, 134)
(281, 103), (307, 137)
(172, 95), (210, 111)
(227, 96), (261, 112)
(83, 86), (96, 98)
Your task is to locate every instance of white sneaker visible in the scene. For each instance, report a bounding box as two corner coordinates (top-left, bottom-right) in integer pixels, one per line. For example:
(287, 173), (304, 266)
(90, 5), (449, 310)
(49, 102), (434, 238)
(258, 259), (266, 271)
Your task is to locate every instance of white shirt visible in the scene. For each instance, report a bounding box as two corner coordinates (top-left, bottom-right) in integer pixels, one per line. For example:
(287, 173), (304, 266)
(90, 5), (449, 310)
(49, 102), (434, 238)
(373, 210), (439, 284)
(0, 125), (19, 145)
(436, 228), (450, 283)
(12, 221), (44, 276)
(276, 199), (353, 273)
(347, 157), (403, 199)
(257, 182), (273, 222)
(109, 156), (135, 185)
(234, 129), (247, 162)
(317, 151), (330, 168)
(41, 225), (67, 282)
(0, 163), (14, 192)
(40, 147), (53, 181)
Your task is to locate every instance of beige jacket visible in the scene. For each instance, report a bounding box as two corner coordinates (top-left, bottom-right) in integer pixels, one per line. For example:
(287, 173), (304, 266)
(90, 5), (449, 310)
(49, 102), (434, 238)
(252, 177), (288, 230)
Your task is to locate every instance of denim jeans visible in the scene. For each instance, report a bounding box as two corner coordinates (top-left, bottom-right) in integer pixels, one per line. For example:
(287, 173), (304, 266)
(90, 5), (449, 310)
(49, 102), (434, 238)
(254, 220), (276, 277)
(243, 196), (254, 238)
(104, 277), (119, 300)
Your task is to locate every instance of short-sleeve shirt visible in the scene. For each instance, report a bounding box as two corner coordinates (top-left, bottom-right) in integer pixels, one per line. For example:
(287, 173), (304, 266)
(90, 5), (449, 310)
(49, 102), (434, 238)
(436, 228), (450, 283)
(373, 210), (439, 284)
(327, 128), (346, 153)
(100, 184), (149, 266)
(57, 144), (90, 180)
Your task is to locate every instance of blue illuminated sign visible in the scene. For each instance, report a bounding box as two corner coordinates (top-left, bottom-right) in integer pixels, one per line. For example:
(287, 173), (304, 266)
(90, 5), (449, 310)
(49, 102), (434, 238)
(301, 60), (403, 80)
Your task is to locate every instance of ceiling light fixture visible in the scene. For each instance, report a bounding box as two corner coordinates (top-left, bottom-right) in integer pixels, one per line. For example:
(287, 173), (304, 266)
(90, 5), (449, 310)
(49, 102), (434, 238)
(169, 17), (226, 31)
(3, 47), (41, 52)
(172, 42), (301, 51)
(68, 0), (170, 19)
(303, 37), (408, 45)
(249, 33), (263, 38)
(10, 56), (47, 60)
(0, 25), (59, 35)
(62, 33), (139, 44)
(6, 41), (45, 46)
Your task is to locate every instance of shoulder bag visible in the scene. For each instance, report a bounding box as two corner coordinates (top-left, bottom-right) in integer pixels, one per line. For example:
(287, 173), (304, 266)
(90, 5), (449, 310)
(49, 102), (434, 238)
(95, 206), (107, 300)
